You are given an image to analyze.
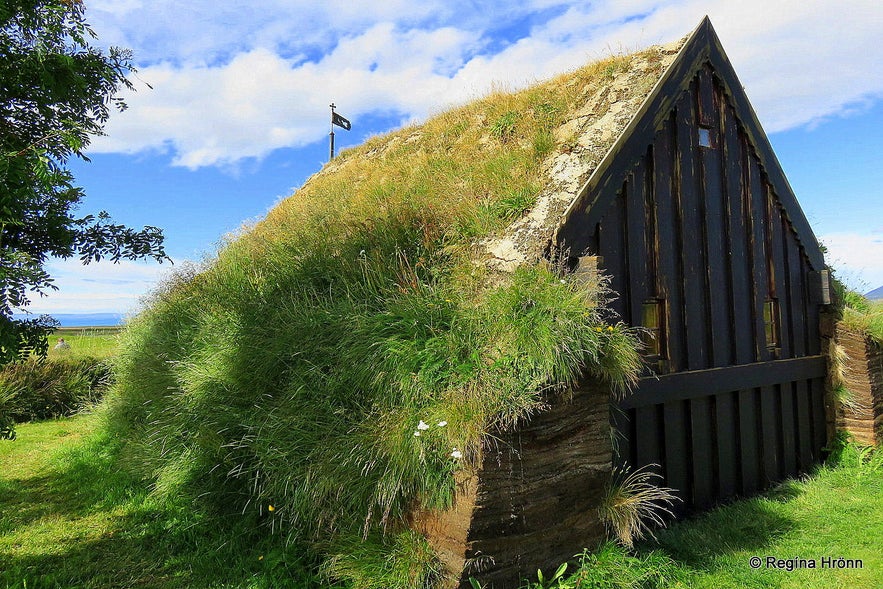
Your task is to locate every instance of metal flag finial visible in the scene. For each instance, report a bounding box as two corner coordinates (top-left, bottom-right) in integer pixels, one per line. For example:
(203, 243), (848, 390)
(328, 103), (351, 161)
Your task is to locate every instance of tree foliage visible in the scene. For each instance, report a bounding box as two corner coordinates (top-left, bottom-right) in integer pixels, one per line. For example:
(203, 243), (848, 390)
(0, 0), (167, 375)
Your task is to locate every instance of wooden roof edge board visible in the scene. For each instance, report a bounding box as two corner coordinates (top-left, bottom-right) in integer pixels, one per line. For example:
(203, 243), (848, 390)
(552, 16), (827, 272)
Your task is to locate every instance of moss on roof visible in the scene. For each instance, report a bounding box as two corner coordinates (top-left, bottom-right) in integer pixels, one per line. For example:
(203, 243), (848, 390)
(251, 37), (684, 272)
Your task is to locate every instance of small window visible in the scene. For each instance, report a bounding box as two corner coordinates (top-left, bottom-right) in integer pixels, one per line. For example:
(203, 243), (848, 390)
(698, 126), (713, 148)
(763, 299), (779, 349)
(641, 299), (665, 358)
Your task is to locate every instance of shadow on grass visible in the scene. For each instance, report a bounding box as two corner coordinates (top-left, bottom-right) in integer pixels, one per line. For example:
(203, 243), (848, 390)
(636, 477), (807, 570)
(1, 509), (320, 589)
(2, 483), (322, 589)
(0, 429), (323, 589)
(0, 432), (141, 530)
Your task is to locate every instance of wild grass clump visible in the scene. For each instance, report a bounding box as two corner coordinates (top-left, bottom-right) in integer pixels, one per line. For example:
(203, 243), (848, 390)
(0, 355), (112, 422)
(599, 465), (680, 549)
(517, 544), (678, 589)
(105, 47), (659, 586)
(321, 530), (442, 589)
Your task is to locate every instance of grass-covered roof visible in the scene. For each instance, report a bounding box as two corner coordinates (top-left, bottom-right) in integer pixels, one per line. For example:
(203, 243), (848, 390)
(107, 36), (686, 588)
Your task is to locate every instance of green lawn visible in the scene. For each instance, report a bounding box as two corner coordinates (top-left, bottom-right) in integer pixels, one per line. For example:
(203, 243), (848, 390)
(647, 451), (882, 589)
(0, 415), (321, 589)
(520, 442), (882, 589)
(1, 416), (880, 589)
(47, 328), (121, 360)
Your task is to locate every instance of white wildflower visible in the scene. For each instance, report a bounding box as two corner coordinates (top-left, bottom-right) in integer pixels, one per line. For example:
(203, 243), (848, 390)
(450, 448), (463, 459)
(437, 421), (447, 427)
(414, 431), (421, 437)
(417, 420), (430, 431)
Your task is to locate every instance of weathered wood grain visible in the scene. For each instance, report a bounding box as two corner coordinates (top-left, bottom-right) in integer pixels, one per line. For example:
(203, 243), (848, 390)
(418, 384), (613, 588)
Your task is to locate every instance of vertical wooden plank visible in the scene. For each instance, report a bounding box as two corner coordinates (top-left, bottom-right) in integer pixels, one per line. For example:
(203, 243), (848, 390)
(721, 99), (755, 366)
(795, 379), (813, 469)
(690, 396), (715, 509)
(738, 388), (761, 494)
(767, 189), (792, 359)
(635, 405), (663, 475)
(627, 161), (650, 328)
(780, 382), (798, 477)
(654, 117), (685, 373)
(676, 81), (710, 370)
(745, 139), (769, 363)
(696, 66), (716, 126)
(786, 231), (808, 357)
(715, 390), (739, 498)
(701, 72), (732, 368)
(810, 377), (827, 458)
(599, 192), (629, 320)
(644, 148), (658, 295)
(664, 400), (691, 510)
(804, 260), (821, 356)
(760, 384), (782, 484)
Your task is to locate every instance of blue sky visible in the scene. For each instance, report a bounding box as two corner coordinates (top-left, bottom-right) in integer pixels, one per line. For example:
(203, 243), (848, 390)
(23, 0), (883, 315)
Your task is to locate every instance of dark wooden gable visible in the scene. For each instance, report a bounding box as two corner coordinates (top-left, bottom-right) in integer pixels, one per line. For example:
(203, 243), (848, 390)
(556, 16), (824, 272)
(555, 17), (828, 511)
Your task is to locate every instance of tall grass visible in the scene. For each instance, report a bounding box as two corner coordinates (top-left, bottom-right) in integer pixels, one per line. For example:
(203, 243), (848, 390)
(0, 355), (112, 422)
(105, 47), (664, 585)
(841, 299), (883, 345)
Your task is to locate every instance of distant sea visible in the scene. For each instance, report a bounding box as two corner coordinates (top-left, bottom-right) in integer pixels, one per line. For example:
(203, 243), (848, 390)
(12, 313), (124, 327)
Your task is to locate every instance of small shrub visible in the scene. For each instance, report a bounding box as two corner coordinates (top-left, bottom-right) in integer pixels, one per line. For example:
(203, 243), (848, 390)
(532, 129), (556, 159)
(0, 386), (15, 440)
(825, 432), (882, 475)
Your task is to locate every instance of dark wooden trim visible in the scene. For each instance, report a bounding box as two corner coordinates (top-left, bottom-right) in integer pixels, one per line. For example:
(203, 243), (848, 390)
(557, 18), (711, 241)
(690, 396), (715, 508)
(780, 382), (798, 474)
(619, 355), (826, 409)
(555, 17), (825, 272)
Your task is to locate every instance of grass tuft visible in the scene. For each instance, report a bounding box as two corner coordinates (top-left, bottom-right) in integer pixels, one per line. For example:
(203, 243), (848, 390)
(599, 465), (680, 549)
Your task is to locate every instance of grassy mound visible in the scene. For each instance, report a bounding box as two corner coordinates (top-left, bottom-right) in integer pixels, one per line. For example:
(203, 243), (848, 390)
(106, 51), (654, 586)
(841, 296), (883, 345)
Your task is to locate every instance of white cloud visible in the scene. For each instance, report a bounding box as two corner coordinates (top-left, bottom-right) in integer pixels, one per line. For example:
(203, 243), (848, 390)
(22, 258), (178, 315)
(820, 232), (883, 293)
(86, 0), (883, 168)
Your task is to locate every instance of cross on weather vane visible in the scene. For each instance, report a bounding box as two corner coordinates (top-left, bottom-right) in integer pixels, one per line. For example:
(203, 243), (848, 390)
(329, 103), (352, 161)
